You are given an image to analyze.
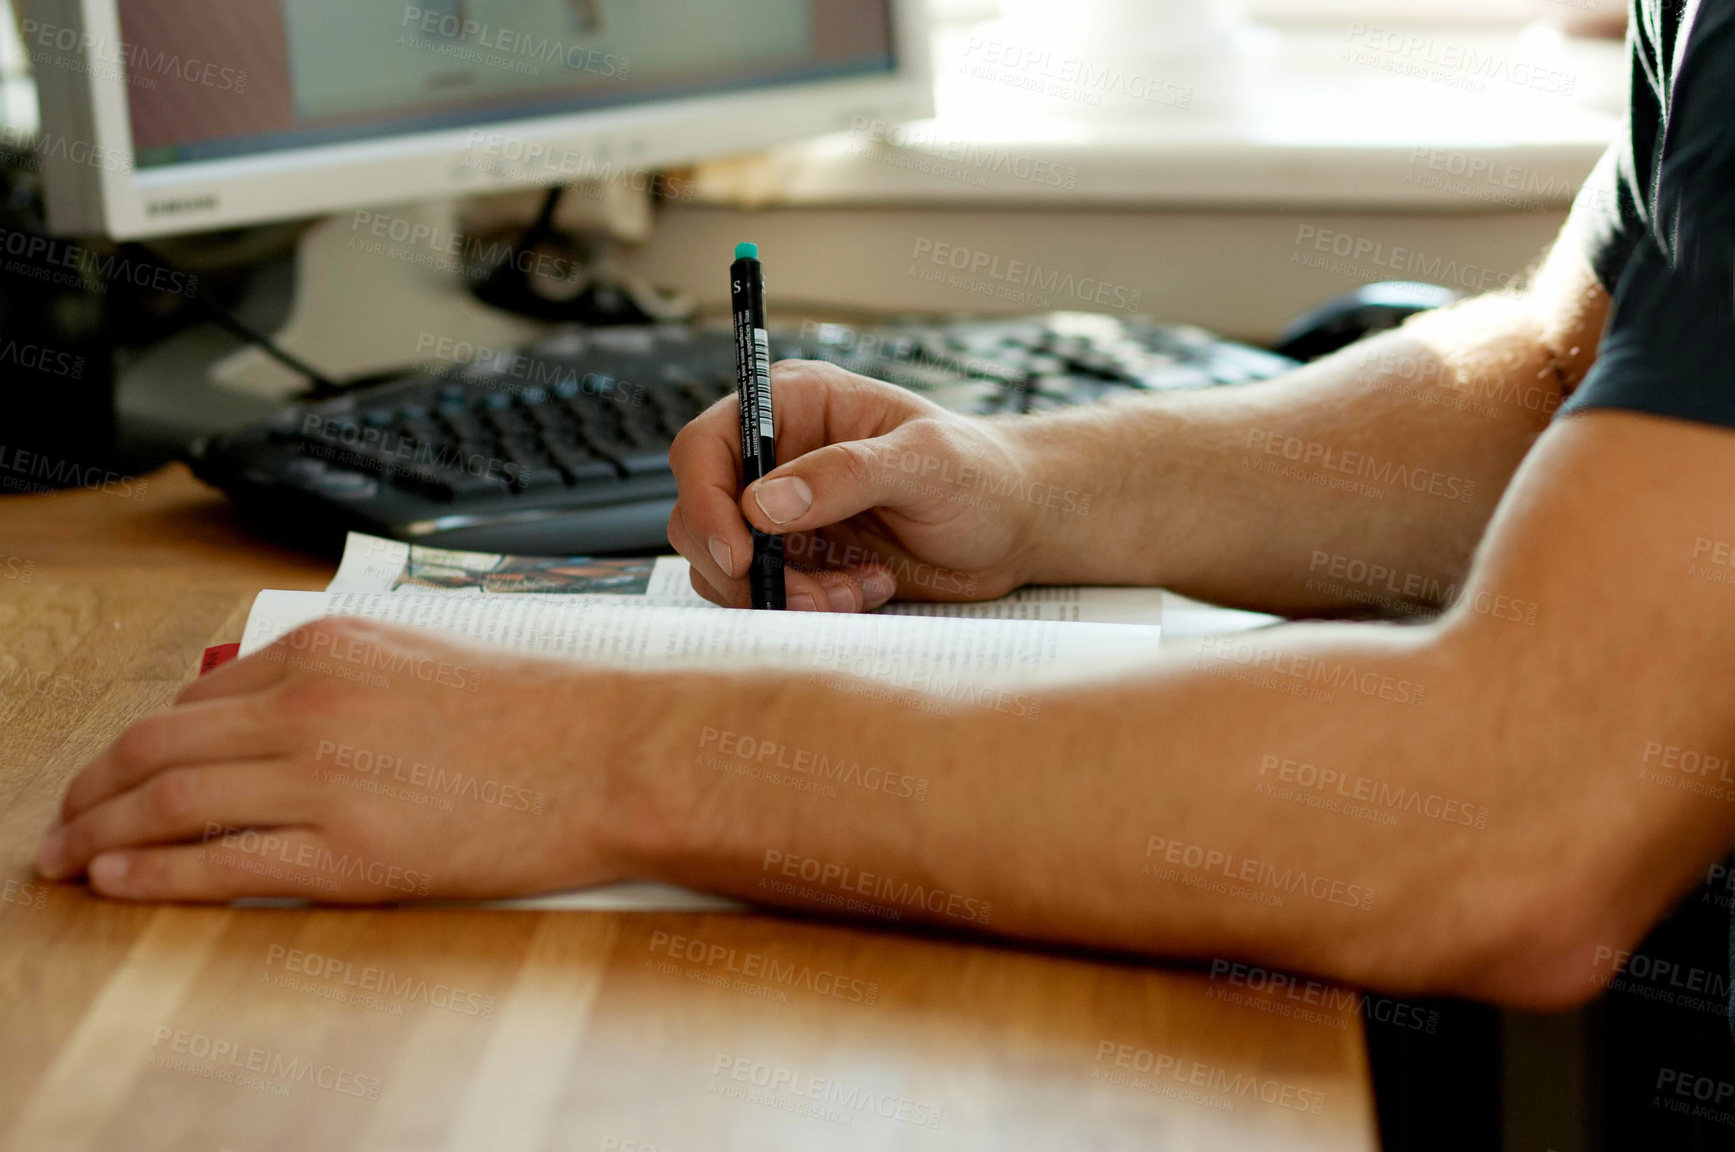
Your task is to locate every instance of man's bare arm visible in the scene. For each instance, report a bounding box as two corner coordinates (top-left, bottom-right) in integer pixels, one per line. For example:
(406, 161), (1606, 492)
(40, 408), (1732, 1012)
(626, 409), (1735, 1009)
(1012, 241), (1611, 616)
(669, 242), (1609, 619)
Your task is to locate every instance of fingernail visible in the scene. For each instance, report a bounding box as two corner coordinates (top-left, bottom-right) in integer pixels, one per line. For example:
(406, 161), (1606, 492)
(90, 854), (128, 889)
(707, 537), (735, 577)
(824, 582), (857, 612)
(35, 830), (66, 879)
(862, 570), (897, 606)
(789, 592), (818, 611)
(754, 476), (813, 525)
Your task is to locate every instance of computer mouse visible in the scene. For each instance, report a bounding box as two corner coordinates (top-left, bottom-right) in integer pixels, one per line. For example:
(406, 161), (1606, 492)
(1272, 281), (1460, 361)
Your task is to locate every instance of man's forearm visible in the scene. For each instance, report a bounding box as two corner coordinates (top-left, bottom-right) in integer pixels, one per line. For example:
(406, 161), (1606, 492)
(620, 619), (1537, 1002)
(1009, 292), (1580, 616)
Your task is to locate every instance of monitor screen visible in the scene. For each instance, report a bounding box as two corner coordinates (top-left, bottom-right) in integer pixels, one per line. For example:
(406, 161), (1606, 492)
(116, 0), (897, 169)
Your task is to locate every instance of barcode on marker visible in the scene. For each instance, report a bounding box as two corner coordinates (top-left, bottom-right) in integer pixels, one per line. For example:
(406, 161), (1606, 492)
(753, 328), (773, 439)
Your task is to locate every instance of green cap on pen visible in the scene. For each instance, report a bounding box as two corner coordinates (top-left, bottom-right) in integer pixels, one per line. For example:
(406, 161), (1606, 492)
(734, 242), (758, 259)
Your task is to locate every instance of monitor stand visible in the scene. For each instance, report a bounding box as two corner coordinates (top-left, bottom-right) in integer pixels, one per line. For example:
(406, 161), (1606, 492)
(116, 198), (544, 467)
(116, 183), (660, 467)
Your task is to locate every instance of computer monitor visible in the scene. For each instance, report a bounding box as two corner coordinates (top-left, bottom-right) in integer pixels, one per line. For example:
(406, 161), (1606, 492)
(26, 0), (932, 239)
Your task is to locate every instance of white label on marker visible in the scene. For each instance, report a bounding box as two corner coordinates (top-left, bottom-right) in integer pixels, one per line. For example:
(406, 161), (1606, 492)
(752, 328), (773, 440)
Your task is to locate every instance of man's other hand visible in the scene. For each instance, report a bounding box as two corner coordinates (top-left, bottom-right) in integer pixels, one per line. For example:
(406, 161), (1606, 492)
(34, 618), (662, 903)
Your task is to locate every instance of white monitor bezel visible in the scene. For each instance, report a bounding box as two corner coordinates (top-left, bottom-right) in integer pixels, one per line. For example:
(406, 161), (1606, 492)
(48, 0), (931, 238)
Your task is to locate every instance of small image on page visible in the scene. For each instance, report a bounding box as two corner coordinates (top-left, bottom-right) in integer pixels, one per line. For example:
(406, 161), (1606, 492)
(328, 532), (661, 596)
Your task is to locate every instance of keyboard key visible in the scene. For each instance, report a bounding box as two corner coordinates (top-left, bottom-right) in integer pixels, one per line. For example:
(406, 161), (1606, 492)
(510, 465), (566, 492)
(616, 449), (671, 476)
(549, 449), (615, 485)
(310, 470), (379, 499)
(443, 468), (509, 496)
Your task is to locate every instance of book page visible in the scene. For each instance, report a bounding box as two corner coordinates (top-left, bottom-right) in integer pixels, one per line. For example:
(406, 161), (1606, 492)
(243, 590), (1162, 690)
(241, 585), (1163, 914)
(327, 534), (1163, 625)
(265, 542), (1275, 913)
(649, 556), (1163, 624)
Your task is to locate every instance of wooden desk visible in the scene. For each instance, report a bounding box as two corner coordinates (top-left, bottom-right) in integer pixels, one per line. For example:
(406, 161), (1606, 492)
(0, 467), (1378, 1152)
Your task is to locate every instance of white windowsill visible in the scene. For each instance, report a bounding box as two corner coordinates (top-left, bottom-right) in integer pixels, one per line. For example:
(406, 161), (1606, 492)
(690, 19), (1625, 210)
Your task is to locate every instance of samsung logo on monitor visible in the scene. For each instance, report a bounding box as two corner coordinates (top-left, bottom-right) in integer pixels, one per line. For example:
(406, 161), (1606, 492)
(146, 194), (218, 217)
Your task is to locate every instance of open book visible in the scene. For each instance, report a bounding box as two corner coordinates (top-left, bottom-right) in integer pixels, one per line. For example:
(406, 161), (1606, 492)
(323, 531), (1172, 623)
(235, 534), (1169, 911)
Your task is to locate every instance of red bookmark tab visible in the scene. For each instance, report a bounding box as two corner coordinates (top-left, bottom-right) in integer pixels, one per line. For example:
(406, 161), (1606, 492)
(200, 643), (241, 676)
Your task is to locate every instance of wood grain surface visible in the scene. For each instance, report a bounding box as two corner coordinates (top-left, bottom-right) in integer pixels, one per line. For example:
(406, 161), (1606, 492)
(0, 467), (1379, 1151)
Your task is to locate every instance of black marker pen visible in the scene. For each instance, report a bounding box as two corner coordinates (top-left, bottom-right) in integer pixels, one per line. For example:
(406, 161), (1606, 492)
(730, 241), (785, 610)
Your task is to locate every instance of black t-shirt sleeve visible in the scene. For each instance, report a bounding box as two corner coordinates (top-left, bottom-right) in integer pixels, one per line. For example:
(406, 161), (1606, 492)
(1568, 1), (1659, 293)
(1561, 0), (1735, 430)
(1566, 143), (1648, 294)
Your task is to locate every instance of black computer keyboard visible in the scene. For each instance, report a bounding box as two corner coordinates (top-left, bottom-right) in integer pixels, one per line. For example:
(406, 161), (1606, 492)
(188, 314), (1297, 555)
